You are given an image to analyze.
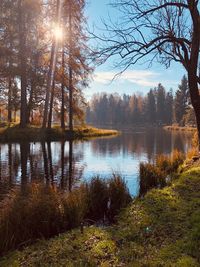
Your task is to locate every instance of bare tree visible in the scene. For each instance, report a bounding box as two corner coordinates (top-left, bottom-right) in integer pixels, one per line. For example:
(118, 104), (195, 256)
(95, 0), (200, 149)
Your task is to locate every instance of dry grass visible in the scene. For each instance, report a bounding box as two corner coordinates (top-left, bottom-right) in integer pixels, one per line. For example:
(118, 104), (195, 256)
(0, 175), (131, 255)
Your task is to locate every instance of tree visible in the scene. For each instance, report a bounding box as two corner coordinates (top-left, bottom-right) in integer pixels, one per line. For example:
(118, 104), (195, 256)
(156, 84), (166, 124)
(95, 0), (200, 150)
(165, 89), (173, 125)
(174, 75), (189, 125)
(147, 89), (156, 124)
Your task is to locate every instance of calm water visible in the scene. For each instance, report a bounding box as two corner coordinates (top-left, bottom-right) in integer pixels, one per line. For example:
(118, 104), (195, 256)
(0, 128), (193, 198)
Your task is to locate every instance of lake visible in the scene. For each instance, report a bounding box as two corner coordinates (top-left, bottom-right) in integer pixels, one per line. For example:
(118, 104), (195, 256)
(0, 127), (193, 199)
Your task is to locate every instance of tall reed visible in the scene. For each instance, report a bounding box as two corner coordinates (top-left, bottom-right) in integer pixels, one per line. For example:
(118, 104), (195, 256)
(140, 150), (185, 195)
(0, 175), (131, 255)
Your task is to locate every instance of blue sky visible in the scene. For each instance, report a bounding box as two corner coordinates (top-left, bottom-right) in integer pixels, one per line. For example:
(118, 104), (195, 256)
(85, 0), (186, 99)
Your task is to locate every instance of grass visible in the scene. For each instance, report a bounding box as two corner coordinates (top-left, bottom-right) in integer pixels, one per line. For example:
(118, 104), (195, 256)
(0, 124), (119, 142)
(1, 163), (200, 266)
(0, 176), (131, 256)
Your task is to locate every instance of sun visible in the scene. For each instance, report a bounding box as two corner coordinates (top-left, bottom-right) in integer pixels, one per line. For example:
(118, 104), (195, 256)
(53, 25), (63, 40)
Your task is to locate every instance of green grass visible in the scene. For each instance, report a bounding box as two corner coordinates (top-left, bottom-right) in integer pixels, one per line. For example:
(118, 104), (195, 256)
(1, 165), (200, 266)
(0, 125), (119, 142)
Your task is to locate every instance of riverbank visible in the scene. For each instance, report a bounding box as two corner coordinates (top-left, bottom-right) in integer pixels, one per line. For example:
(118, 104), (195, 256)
(0, 125), (119, 142)
(164, 125), (196, 132)
(1, 162), (200, 266)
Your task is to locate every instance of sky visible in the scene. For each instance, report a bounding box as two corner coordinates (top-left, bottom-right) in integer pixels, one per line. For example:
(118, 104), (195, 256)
(85, 0), (186, 99)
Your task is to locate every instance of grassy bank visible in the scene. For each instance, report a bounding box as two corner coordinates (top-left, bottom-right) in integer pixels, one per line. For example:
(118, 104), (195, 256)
(0, 125), (119, 142)
(0, 176), (131, 256)
(164, 125), (196, 132)
(1, 162), (200, 266)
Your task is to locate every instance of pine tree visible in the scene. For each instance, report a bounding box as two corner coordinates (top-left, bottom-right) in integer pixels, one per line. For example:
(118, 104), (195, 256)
(165, 89), (173, 125)
(156, 84), (166, 125)
(147, 89), (156, 124)
(174, 75), (189, 125)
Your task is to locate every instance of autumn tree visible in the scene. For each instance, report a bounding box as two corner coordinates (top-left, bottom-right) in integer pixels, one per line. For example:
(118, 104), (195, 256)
(62, 0), (92, 132)
(95, 0), (200, 150)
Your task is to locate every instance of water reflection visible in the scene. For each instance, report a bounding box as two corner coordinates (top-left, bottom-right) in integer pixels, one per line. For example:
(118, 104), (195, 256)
(0, 128), (193, 198)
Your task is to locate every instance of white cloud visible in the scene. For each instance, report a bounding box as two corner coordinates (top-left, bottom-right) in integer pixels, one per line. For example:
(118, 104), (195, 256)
(93, 70), (160, 87)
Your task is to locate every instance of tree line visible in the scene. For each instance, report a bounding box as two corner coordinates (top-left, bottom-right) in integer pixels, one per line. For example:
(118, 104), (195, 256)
(86, 75), (196, 127)
(0, 0), (91, 130)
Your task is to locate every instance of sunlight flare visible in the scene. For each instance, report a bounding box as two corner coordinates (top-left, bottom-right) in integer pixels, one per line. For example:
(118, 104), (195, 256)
(53, 25), (63, 40)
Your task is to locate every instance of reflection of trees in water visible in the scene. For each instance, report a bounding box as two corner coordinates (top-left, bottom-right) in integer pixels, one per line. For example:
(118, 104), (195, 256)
(90, 128), (192, 161)
(0, 144), (21, 198)
(91, 136), (122, 156)
(0, 141), (85, 196)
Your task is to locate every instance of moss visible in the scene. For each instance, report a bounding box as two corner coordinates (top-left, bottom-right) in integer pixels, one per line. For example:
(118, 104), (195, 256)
(1, 165), (200, 266)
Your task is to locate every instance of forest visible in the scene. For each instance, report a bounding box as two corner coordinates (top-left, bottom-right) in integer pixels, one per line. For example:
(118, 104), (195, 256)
(0, 0), (91, 130)
(87, 75), (196, 127)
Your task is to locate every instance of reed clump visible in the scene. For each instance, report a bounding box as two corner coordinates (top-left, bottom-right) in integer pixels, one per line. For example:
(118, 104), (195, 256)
(0, 175), (131, 255)
(140, 150), (185, 195)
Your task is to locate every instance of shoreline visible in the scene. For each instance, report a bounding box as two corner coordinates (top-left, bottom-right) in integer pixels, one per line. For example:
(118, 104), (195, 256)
(163, 125), (196, 132)
(0, 125), (120, 142)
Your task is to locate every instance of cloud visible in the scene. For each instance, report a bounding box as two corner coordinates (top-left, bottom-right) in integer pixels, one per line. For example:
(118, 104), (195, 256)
(93, 70), (160, 87)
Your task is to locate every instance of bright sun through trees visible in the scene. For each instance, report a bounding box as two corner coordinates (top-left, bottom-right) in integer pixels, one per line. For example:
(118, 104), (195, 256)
(52, 25), (63, 40)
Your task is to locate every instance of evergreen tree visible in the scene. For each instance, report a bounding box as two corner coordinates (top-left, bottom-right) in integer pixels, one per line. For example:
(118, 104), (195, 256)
(165, 89), (173, 125)
(146, 89), (156, 124)
(174, 75), (189, 125)
(156, 84), (166, 125)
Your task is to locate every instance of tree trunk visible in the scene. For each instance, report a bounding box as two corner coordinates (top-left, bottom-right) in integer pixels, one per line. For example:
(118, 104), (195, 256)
(43, 0), (61, 128)
(188, 73), (200, 152)
(18, 0), (27, 128)
(68, 1), (73, 133)
(61, 46), (65, 129)
(43, 42), (56, 128)
(8, 77), (12, 123)
(48, 77), (56, 129)
(27, 81), (34, 124)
